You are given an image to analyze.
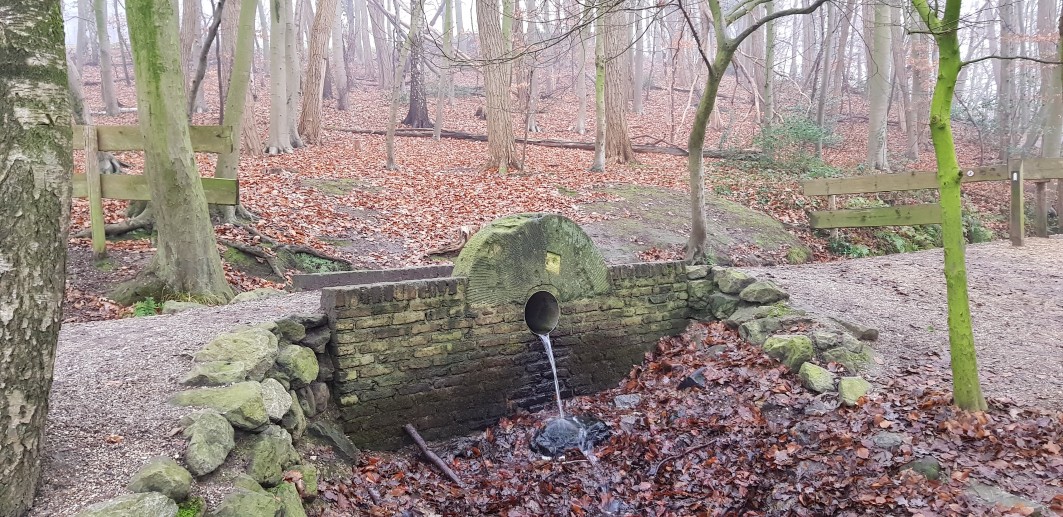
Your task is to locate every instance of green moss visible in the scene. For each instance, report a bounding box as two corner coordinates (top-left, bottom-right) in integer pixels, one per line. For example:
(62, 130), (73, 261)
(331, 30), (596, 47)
(303, 178), (377, 196)
(176, 497), (205, 517)
(785, 246), (812, 264)
(223, 247), (255, 266)
(556, 186), (580, 198)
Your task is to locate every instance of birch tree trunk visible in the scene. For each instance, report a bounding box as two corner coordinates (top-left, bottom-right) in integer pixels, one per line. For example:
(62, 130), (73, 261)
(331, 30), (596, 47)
(117, 0), (233, 304)
(867, 1), (891, 170)
(0, 3), (71, 514)
(266, 0), (293, 154)
(331, 8), (349, 109)
(604, 5), (633, 163)
(298, 0), (340, 143)
(94, 0), (120, 115)
(476, 0), (518, 172)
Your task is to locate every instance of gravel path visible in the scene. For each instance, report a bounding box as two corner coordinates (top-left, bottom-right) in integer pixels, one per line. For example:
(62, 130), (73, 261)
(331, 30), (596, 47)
(30, 292), (320, 517)
(745, 237), (1063, 411)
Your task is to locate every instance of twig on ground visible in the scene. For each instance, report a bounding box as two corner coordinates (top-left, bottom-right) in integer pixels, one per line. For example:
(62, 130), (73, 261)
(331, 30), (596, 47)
(404, 424), (464, 487)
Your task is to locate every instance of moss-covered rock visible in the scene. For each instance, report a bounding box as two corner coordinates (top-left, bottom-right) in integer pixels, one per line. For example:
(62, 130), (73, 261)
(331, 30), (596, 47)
(260, 378), (292, 422)
(738, 317), (783, 346)
(785, 246), (813, 265)
(230, 288), (287, 304)
(838, 376), (871, 406)
(128, 457), (193, 502)
(210, 489), (281, 517)
(280, 390), (307, 440)
(452, 213), (610, 306)
(181, 361), (253, 387)
(738, 280), (789, 304)
(821, 345), (874, 374)
(798, 363), (835, 393)
(289, 464), (319, 499)
(712, 268), (755, 294)
(170, 382), (269, 431)
(762, 335), (814, 371)
(162, 300), (207, 314)
(233, 473), (268, 493)
(181, 410), (235, 477)
(901, 456), (943, 481)
(276, 345), (319, 388)
(271, 482), (307, 517)
(248, 425), (300, 487)
(193, 328), (279, 383)
(708, 293), (741, 320)
(76, 492), (178, 517)
(274, 317), (306, 342)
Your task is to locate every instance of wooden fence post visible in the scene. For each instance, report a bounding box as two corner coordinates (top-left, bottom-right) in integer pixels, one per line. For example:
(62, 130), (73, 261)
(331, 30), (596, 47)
(1010, 160), (1024, 246)
(1034, 181), (1048, 238)
(83, 125), (107, 259)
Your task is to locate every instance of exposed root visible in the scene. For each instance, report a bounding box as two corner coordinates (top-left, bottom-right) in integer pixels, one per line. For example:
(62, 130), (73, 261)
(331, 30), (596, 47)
(218, 239), (287, 279)
(72, 208), (154, 238)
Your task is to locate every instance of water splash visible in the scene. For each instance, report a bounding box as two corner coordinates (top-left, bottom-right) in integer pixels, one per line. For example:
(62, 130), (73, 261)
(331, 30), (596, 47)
(536, 332), (565, 418)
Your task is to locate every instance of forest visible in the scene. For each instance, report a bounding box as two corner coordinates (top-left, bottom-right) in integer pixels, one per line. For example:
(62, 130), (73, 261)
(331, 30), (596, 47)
(1, 0), (1062, 514)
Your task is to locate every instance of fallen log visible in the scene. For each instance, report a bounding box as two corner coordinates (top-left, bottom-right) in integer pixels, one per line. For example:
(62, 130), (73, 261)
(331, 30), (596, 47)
(328, 127), (761, 160)
(404, 424), (464, 487)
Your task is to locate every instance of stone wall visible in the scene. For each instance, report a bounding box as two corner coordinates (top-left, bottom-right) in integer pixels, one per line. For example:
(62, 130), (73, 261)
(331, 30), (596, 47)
(320, 213), (710, 449)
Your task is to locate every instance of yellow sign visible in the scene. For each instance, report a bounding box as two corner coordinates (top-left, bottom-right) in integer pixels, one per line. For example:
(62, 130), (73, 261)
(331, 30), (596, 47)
(545, 252), (561, 274)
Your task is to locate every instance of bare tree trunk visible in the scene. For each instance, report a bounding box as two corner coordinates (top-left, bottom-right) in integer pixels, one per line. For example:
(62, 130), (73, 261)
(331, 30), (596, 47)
(523, 0), (542, 132)
(573, 3), (588, 135)
(831, 0), (855, 111)
(762, 3), (776, 140)
(385, 0), (419, 168)
(370, 0), (391, 89)
(815, 4), (833, 157)
(258, 0), (271, 71)
(591, 4), (606, 171)
(402, 0), (433, 128)
(1039, 0), (1061, 157)
(287, 0), (305, 148)
(116, 0), (234, 303)
(266, 0), (293, 154)
(298, 0), (340, 143)
(0, 3), (71, 513)
(633, 1), (645, 115)
(77, 0), (95, 68)
(866, 0), (890, 170)
(216, 0), (261, 222)
(476, 0), (518, 172)
(331, 13), (349, 110)
(998, 0), (1016, 160)
(113, 0), (132, 85)
(604, 5), (634, 163)
(180, 0), (207, 112)
(95, 0), (120, 115)
(434, 0), (454, 137)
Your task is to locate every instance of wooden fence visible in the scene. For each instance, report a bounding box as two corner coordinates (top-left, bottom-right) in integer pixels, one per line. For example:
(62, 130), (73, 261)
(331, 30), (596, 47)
(73, 125), (238, 258)
(802, 159), (1063, 246)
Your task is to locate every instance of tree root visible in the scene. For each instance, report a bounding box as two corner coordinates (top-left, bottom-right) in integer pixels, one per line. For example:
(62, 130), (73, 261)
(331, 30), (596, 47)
(218, 239), (287, 279)
(72, 209), (154, 238)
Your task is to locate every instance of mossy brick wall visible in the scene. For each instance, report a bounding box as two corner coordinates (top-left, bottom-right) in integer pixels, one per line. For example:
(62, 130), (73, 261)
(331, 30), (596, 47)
(322, 261), (694, 450)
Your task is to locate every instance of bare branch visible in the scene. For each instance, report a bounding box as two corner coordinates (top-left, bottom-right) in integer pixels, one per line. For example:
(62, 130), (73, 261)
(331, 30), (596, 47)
(960, 54), (1063, 68)
(728, 0), (831, 50)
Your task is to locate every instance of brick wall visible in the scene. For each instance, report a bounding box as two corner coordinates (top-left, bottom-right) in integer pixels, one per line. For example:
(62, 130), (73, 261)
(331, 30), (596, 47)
(323, 261), (700, 450)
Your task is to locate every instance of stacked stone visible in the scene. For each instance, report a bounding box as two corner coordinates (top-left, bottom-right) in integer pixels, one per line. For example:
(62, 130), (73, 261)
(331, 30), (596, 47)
(688, 266), (876, 406)
(77, 314), (338, 517)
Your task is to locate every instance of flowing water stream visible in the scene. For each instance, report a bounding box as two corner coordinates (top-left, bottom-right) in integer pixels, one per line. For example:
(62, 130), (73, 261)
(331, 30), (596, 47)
(536, 333), (565, 418)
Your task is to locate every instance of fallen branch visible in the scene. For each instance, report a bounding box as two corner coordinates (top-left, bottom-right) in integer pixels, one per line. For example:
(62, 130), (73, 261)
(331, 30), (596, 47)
(647, 436), (721, 477)
(328, 127), (761, 160)
(218, 239), (287, 278)
(72, 210), (153, 238)
(403, 424), (463, 487)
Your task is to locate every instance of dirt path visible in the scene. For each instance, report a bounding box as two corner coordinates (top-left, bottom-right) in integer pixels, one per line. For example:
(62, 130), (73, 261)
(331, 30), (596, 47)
(31, 292), (320, 516)
(745, 237), (1063, 411)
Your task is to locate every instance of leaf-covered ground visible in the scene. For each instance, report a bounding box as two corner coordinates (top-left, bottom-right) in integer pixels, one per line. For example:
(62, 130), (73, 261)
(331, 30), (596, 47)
(66, 65), (1031, 323)
(310, 322), (1063, 517)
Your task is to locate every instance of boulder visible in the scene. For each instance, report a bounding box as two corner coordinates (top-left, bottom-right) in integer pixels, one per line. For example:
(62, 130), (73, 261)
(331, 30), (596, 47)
(821, 345), (874, 374)
(274, 317), (306, 343)
(307, 421), (360, 462)
(170, 382), (269, 431)
(292, 313), (328, 328)
(798, 363), (835, 393)
(810, 330), (843, 352)
(713, 268), (755, 294)
(687, 279), (714, 310)
(829, 317), (879, 341)
(613, 394), (642, 409)
(181, 410), (235, 477)
(763, 335), (814, 371)
(161, 301), (206, 314)
(260, 378), (292, 422)
(706, 344), (729, 358)
(738, 318), (783, 346)
(233, 473), (267, 493)
(872, 432), (906, 450)
(967, 482), (1050, 516)
(180, 361), (253, 387)
(230, 287), (287, 304)
(707, 293), (741, 320)
(677, 367), (709, 390)
(901, 456), (943, 481)
(838, 377), (871, 406)
(308, 382), (330, 411)
(76, 492), (178, 517)
(194, 328), (279, 382)
(276, 345), (319, 388)
(686, 265), (710, 280)
(248, 425), (300, 487)
(271, 482), (307, 517)
(738, 280), (789, 304)
(288, 464), (319, 499)
(726, 304), (804, 329)
(128, 457), (192, 502)
(280, 391), (307, 440)
(210, 489), (281, 517)
(301, 327), (331, 354)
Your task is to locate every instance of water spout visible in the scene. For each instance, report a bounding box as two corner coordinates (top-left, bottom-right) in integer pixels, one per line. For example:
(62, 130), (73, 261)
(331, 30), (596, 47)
(525, 290), (563, 417)
(537, 332), (565, 418)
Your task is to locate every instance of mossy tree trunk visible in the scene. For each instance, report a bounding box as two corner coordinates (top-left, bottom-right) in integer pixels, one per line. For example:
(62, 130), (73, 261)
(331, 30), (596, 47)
(684, 0), (828, 263)
(119, 0), (234, 304)
(0, 2), (71, 514)
(911, 0), (987, 411)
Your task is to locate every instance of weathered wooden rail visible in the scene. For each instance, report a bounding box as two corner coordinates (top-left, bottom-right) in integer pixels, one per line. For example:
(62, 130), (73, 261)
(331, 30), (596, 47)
(802, 159), (1063, 246)
(73, 125), (238, 258)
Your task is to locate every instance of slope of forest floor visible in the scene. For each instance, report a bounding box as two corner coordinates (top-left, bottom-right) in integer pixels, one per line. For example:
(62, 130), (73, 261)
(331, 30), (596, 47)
(64, 66), (1056, 321)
